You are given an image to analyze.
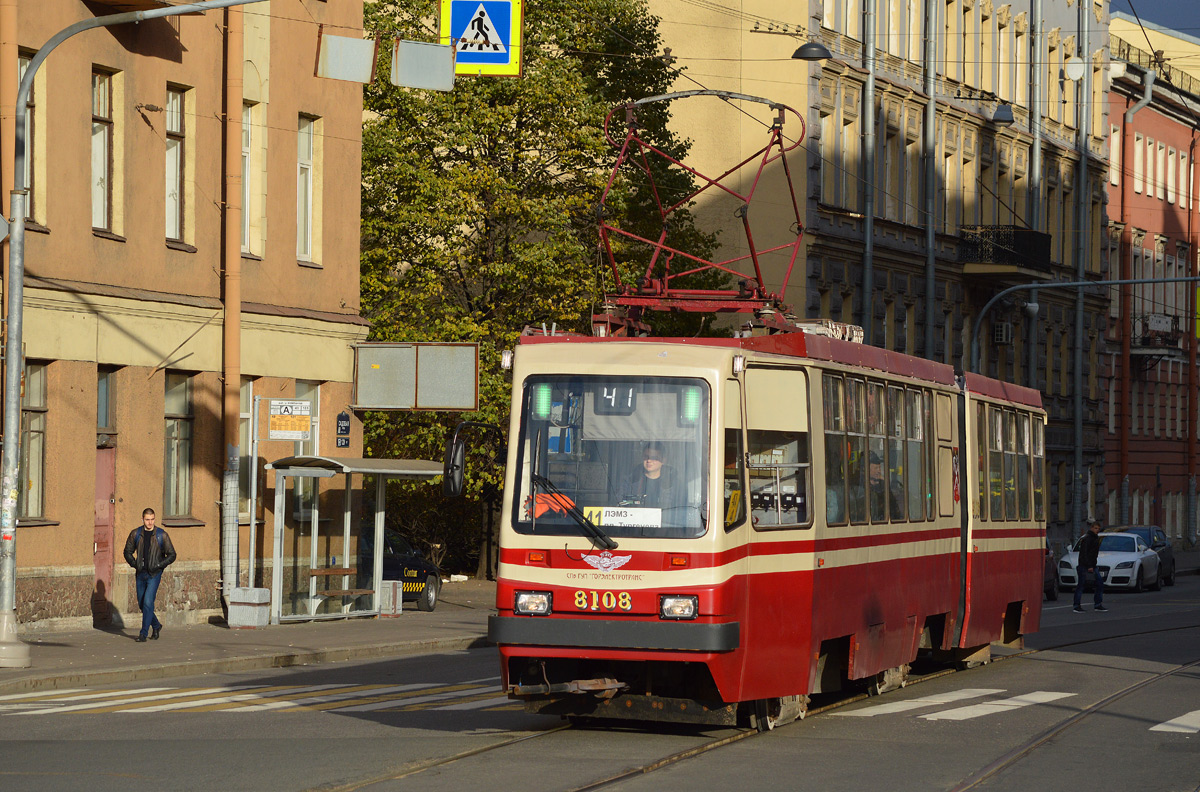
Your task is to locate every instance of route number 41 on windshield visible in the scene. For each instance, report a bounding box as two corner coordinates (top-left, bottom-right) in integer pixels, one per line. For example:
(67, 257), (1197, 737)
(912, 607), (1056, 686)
(439, 0), (524, 77)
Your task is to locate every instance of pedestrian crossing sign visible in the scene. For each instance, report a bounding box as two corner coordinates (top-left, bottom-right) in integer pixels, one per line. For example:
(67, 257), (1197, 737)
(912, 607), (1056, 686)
(440, 0), (523, 77)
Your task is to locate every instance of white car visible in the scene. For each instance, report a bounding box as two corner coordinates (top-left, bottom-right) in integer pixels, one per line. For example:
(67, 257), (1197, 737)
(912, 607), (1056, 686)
(1057, 531), (1162, 593)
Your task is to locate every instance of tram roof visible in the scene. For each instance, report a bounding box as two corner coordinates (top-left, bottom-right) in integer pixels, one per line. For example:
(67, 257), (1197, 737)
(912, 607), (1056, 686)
(519, 333), (1043, 410)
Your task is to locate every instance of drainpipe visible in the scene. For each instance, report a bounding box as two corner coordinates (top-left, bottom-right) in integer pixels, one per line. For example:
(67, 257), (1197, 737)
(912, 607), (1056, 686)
(221, 7), (245, 605)
(923, 0), (937, 360)
(1027, 0), (1043, 390)
(1122, 70), (1155, 524)
(862, 0), (876, 344)
(1071, 6), (1090, 532)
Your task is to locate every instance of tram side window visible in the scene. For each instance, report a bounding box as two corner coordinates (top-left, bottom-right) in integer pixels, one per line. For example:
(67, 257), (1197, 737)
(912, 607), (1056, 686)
(977, 402), (987, 520)
(905, 389), (926, 521)
(823, 374), (847, 525)
(1003, 411), (1018, 519)
(988, 407), (1004, 519)
(887, 386), (906, 521)
(867, 382), (888, 523)
(846, 379), (868, 525)
(1017, 413), (1031, 520)
(924, 390), (936, 519)
(1033, 419), (1046, 520)
(724, 428), (746, 529)
(747, 429), (811, 528)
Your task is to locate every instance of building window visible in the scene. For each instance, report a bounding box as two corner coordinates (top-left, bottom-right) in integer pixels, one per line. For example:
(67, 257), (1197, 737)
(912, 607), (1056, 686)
(165, 87), (185, 241)
(239, 377), (254, 515)
(17, 53), (34, 217)
(164, 372), (193, 517)
(91, 70), (113, 231)
(293, 380), (321, 516)
(1156, 142), (1167, 200)
(19, 362), (47, 519)
(242, 104), (252, 252)
(1167, 148), (1177, 204)
(1110, 126), (1121, 186)
(97, 367), (115, 431)
(297, 115), (315, 261)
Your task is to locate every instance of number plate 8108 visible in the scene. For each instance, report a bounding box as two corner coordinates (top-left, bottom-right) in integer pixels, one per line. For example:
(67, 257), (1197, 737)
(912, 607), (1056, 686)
(574, 590), (632, 611)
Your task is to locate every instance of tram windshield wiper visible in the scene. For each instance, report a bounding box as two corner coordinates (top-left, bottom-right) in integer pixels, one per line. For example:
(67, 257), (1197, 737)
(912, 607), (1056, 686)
(530, 473), (618, 550)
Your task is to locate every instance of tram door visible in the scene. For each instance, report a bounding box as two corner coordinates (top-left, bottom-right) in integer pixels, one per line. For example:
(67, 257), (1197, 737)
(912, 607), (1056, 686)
(738, 367), (814, 696)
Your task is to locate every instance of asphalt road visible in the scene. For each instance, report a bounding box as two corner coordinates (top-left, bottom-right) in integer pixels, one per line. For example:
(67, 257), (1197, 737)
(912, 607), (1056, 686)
(1, 578), (1197, 792)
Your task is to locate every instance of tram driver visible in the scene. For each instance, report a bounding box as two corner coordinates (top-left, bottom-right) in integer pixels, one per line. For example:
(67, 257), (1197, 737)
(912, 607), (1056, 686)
(619, 441), (680, 508)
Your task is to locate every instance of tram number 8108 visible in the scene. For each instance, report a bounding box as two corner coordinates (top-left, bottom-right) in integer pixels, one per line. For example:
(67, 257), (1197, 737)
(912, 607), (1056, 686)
(575, 590), (633, 611)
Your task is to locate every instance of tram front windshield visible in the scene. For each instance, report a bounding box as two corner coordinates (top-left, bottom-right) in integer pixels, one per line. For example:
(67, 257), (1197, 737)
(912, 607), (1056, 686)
(513, 376), (710, 539)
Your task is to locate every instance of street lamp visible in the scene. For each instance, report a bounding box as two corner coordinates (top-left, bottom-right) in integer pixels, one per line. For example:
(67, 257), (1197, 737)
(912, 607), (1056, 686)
(792, 41), (833, 61)
(992, 102), (1015, 127)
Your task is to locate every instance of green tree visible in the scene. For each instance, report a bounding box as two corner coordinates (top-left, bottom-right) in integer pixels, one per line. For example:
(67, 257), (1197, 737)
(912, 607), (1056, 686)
(360, 0), (720, 573)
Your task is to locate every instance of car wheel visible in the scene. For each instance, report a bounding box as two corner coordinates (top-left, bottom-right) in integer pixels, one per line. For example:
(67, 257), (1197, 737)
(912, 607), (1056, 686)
(1133, 567), (1144, 593)
(417, 575), (439, 612)
(1150, 564), (1163, 591)
(1165, 562), (1176, 586)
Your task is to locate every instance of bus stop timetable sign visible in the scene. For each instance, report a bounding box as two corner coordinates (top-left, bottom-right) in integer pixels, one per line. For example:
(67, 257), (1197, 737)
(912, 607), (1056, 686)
(268, 400), (311, 441)
(440, 0), (523, 77)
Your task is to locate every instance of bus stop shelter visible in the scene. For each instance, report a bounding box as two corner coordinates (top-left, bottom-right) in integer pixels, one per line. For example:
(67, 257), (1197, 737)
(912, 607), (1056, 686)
(263, 456), (441, 624)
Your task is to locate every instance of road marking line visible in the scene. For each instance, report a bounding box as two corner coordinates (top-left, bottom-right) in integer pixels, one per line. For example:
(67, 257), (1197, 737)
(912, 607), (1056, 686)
(13, 687), (253, 716)
(833, 689), (1006, 717)
(436, 694), (511, 711)
(0, 688), (88, 702)
(333, 686), (497, 713)
(921, 691), (1075, 721)
(123, 685), (345, 713)
(230, 684), (433, 712)
(0, 687), (176, 708)
(1150, 710), (1200, 733)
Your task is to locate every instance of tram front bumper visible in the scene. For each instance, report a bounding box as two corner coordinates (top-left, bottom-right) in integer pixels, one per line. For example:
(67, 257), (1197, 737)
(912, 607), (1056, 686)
(488, 615), (740, 652)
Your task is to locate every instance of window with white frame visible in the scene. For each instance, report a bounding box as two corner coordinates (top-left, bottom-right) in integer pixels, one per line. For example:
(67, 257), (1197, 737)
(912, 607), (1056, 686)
(242, 104), (252, 253)
(165, 87), (185, 241)
(293, 380), (321, 516)
(1168, 148), (1177, 204)
(18, 362), (47, 519)
(1110, 126), (1120, 186)
(164, 372), (193, 517)
(1157, 142), (1167, 200)
(1182, 152), (1190, 210)
(17, 53), (34, 218)
(297, 115), (315, 261)
(91, 70), (113, 231)
(239, 377), (254, 515)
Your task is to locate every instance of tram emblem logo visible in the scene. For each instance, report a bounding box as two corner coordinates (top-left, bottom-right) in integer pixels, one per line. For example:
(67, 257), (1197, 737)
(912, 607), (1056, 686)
(583, 551), (632, 573)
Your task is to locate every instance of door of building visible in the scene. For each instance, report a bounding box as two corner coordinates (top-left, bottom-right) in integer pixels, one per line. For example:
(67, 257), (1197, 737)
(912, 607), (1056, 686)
(93, 447), (116, 627)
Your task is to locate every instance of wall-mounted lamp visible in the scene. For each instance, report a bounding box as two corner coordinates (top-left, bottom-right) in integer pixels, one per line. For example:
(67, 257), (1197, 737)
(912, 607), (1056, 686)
(792, 41), (832, 61)
(991, 102), (1015, 127)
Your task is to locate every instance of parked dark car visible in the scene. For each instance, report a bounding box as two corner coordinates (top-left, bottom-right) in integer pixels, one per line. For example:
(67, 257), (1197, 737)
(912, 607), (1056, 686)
(1043, 539), (1058, 601)
(1106, 526), (1176, 586)
(359, 529), (442, 611)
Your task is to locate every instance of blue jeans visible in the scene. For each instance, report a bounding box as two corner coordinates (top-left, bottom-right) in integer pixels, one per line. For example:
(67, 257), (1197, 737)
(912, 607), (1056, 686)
(1073, 565), (1104, 608)
(135, 571), (163, 637)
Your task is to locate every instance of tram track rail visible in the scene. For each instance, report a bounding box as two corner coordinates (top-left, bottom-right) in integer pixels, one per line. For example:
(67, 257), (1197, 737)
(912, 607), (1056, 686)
(310, 618), (1200, 792)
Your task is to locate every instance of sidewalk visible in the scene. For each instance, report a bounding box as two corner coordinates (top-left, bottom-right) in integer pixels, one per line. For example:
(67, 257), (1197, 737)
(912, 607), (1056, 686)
(0, 579), (497, 696)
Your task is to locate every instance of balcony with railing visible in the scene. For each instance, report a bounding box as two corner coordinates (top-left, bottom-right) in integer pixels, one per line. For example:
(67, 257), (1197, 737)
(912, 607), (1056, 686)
(959, 225), (1053, 278)
(1131, 313), (1186, 359)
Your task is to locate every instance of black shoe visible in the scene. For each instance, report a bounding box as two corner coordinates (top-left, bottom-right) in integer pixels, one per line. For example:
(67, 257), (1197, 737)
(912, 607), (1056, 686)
(135, 635), (147, 642)
(1072, 606), (1085, 613)
(151, 626), (161, 640)
(1094, 605), (1108, 612)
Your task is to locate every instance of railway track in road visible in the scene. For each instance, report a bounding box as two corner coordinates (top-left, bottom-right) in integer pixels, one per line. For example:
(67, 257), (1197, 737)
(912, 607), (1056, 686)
(311, 620), (1200, 792)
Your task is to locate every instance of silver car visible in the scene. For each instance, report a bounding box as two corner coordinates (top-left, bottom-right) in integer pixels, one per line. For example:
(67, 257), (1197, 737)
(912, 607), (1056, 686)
(1057, 531), (1163, 593)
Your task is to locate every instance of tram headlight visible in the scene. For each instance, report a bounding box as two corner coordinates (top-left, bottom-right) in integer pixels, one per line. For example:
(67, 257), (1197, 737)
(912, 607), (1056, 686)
(659, 595), (698, 620)
(514, 591), (552, 616)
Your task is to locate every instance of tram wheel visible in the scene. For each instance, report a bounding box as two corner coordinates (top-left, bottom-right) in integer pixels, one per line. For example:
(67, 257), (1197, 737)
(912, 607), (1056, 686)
(749, 695), (807, 732)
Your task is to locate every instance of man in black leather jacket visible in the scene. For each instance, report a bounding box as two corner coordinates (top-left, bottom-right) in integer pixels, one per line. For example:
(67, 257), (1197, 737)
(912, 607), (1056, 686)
(1073, 519), (1106, 613)
(122, 508), (177, 641)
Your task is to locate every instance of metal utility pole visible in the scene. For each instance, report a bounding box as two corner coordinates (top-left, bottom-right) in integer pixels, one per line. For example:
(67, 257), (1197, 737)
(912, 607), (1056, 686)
(0, 0), (269, 668)
(1071, 0), (1092, 541)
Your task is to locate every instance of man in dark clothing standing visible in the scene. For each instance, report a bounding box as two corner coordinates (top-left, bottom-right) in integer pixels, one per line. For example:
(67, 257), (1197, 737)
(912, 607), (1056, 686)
(1073, 519), (1107, 613)
(122, 508), (177, 641)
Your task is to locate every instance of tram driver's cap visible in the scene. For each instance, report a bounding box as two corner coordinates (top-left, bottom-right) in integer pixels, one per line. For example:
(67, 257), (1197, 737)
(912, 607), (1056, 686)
(869, 452), (883, 465)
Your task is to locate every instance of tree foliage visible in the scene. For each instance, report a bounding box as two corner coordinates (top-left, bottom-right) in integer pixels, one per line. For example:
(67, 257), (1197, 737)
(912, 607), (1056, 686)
(360, 0), (720, 571)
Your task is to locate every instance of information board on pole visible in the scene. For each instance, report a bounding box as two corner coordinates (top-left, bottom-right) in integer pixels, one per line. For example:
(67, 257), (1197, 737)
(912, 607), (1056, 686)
(268, 400), (312, 441)
(439, 0), (523, 77)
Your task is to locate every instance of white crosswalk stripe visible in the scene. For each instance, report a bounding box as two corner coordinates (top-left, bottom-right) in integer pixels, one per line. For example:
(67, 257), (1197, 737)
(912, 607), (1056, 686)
(13, 687), (257, 716)
(1149, 710), (1200, 733)
(833, 688), (1006, 717)
(437, 695), (512, 711)
(130, 684), (346, 713)
(0, 688), (87, 702)
(921, 691), (1075, 721)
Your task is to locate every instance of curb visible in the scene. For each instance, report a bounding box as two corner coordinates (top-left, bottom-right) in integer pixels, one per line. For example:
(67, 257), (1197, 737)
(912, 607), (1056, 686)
(0, 635), (493, 697)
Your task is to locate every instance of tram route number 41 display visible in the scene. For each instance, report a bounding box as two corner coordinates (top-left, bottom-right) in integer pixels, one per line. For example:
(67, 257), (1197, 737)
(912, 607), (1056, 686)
(440, 0), (524, 77)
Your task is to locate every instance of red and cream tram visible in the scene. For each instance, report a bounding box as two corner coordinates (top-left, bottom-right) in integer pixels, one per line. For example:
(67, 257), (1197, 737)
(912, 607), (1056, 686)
(476, 326), (1046, 729)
